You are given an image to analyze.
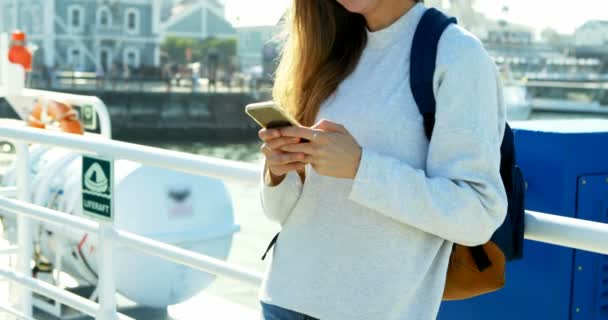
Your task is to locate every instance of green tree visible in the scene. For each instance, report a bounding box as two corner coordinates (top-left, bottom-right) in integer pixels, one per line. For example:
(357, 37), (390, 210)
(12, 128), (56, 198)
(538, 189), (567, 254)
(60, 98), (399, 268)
(161, 36), (237, 67)
(540, 28), (561, 44)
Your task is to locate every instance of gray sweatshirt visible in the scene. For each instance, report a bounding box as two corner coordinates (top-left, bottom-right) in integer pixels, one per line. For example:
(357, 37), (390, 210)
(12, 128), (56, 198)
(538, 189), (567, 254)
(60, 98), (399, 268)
(259, 3), (508, 319)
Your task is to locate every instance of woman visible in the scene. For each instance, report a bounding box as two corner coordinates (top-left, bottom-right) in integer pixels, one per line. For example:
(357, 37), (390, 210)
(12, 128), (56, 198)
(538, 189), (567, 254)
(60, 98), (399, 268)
(258, 0), (508, 319)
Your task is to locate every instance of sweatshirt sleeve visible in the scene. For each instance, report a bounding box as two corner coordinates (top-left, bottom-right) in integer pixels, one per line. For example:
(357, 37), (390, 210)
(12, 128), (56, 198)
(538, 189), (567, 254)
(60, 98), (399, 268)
(347, 40), (508, 246)
(259, 165), (303, 225)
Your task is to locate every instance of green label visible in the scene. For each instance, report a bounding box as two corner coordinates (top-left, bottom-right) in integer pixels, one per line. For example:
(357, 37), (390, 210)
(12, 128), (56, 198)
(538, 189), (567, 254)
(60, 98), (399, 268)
(82, 155), (113, 221)
(75, 104), (97, 130)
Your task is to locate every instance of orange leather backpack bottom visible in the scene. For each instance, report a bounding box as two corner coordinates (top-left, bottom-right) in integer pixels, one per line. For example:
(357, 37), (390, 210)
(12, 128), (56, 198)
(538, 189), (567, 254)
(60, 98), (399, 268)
(442, 242), (506, 301)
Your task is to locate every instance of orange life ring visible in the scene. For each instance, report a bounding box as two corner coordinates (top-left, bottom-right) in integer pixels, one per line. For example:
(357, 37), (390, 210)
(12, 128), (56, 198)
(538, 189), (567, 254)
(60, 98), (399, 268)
(27, 100), (84, 135)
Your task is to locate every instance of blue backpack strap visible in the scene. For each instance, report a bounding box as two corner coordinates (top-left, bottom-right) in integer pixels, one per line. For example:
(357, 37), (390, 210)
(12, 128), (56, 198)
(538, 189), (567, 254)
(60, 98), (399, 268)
(411, 9), (497, 272)
(410, 8), (457, 140)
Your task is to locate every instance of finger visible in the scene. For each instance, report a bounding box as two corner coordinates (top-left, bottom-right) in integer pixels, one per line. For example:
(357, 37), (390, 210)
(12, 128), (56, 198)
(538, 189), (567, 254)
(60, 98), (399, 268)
(313, 119), (347, 133)
(280, 142), (316, 155)
(260, 143), (275, 156)
(279, 126), (316, 141)
(267, 152), (307, 166)
(266, 136), (301, 150)
(271, 162), (307, 175)
(258, 128), (281, 141)
(260, 143), (287, 157)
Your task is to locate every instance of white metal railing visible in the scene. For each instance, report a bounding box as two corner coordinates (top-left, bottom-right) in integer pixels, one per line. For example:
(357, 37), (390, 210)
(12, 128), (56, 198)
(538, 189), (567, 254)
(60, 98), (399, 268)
(0, 123), (607, 319)
(0, 31), (113, 140)
(1, 124), (259, 184)
(0, 195), (264, 286)
(1, 123), (261, 319)
(0, 303), (35, 320)
(0, 187), (17, 198)
(524, 210), (608, 255)
(2, 88), (113, 138)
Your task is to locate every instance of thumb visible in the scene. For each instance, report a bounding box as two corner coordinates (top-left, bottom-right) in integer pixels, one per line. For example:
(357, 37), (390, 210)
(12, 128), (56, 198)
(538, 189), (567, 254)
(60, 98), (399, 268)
(313, 119), (347, 133)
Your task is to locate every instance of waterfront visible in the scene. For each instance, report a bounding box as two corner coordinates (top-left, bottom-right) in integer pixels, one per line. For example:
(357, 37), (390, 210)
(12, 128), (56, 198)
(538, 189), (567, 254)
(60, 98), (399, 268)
(147, 110), (608, 156)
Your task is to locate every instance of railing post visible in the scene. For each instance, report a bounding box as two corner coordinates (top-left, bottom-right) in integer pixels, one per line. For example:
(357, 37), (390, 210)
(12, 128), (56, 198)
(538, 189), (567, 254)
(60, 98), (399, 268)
(96, 222), (118, 319)
(15, 142), (33, 318)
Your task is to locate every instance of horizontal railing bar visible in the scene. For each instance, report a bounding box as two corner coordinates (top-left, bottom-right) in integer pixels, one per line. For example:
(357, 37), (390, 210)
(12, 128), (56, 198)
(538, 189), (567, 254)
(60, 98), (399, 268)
(524, 210), (608, 255)
(0, 268), (135, 320)
(0, 303), (36, 320)
(0, 196), (99, 234)
(4, 194), (608, 289)
(0, 124), (261, 184)
(5, 182), (608, 261)
(0, 196), (263, 286)
(0, 187), (17, 198)
(0, 245), (19, 255)
(114, 229), (264, 286)
(3, 178), (608, 289)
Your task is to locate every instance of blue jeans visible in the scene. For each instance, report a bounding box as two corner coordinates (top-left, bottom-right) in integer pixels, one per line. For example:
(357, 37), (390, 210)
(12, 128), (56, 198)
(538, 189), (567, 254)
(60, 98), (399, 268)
(260, 302), (320, 320)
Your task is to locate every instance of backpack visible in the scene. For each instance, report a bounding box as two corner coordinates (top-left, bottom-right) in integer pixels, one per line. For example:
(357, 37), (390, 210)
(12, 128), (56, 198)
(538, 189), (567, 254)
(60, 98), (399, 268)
(410, 8), (526, 300)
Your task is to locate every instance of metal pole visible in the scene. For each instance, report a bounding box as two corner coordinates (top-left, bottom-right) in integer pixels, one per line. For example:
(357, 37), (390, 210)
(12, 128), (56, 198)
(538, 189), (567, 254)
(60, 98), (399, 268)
(115, 229), (264, 286)
(0, 303), (36, 320)
(0, 267), (134, 320)
(91, 97), (112, 139)
(15, 142), (32, 318)
(525, 210), (608, 255)
(0, 187), (18, 197)
(0, 245), (19, 256)
(96, 222), (118, 320)
(0, 125), (261, 184)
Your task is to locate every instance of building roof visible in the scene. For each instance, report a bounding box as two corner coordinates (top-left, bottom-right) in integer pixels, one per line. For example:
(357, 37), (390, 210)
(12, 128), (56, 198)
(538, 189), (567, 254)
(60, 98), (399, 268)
(161, 0), (235, 38)
(162, 0), (198, 23)
(578, 20), (608, 29)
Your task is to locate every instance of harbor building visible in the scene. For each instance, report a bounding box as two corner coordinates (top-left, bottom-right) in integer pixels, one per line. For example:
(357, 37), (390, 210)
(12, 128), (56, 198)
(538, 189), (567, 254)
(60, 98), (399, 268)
(0, 0), (235, 71)
(236, 25), (279, 73)
(575, 20), (608, 46)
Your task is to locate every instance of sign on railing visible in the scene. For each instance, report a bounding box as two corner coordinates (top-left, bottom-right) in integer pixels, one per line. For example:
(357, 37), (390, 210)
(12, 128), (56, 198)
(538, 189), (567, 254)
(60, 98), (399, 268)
(73, 104), (97, 131)
(82, 155), (114, 222)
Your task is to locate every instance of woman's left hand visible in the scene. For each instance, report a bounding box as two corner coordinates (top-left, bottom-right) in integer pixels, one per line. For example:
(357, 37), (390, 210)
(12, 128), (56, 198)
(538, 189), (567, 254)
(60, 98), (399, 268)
(279, 119), (362, 179)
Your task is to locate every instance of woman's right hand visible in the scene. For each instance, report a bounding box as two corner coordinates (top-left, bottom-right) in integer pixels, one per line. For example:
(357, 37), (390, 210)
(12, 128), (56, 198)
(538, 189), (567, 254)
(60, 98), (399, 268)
(259, 127), (309, 186)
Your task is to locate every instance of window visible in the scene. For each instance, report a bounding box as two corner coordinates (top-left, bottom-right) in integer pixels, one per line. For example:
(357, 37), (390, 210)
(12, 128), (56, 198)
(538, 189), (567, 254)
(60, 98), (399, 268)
(67, 46), (84, 70)
(128, 13), (135, 29)
(123, 47), (140, 68)
(72, 11), (80, 27)
(98, 47), (112, 72)
(68, 5), (85, 33)
(97, 7), (112, 28)
(124, 8), (140, 34)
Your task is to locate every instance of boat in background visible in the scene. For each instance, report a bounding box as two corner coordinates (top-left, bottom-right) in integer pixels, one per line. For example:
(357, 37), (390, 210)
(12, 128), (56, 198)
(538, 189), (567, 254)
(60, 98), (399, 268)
(499, 65), (533, 121)
(504, 83), (533, 120)
(524, 80), (608, 116)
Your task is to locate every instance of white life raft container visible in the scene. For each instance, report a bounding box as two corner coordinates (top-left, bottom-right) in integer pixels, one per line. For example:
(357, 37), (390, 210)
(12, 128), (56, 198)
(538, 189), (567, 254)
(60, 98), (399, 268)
(2, 146), (238, 307)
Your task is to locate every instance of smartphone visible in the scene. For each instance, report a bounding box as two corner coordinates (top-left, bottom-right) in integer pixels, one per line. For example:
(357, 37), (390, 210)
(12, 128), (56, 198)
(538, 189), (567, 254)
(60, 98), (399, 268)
(245, 101), (301, 129)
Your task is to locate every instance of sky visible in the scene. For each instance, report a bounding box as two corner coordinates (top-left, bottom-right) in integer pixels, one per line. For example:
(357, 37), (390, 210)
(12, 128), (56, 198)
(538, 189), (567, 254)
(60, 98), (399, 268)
(224, 0), (608, 34)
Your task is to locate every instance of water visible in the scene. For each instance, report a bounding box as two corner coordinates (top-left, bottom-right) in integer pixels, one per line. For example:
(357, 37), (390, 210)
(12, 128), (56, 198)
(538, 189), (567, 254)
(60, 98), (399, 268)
(151, 141), (264, 163)
(153, 111), (608, 158)
(529, 110), (608, 121)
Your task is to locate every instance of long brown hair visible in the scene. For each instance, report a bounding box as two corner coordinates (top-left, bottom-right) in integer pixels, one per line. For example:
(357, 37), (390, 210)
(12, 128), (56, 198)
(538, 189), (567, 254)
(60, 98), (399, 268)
(272, 1), (367, 127)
